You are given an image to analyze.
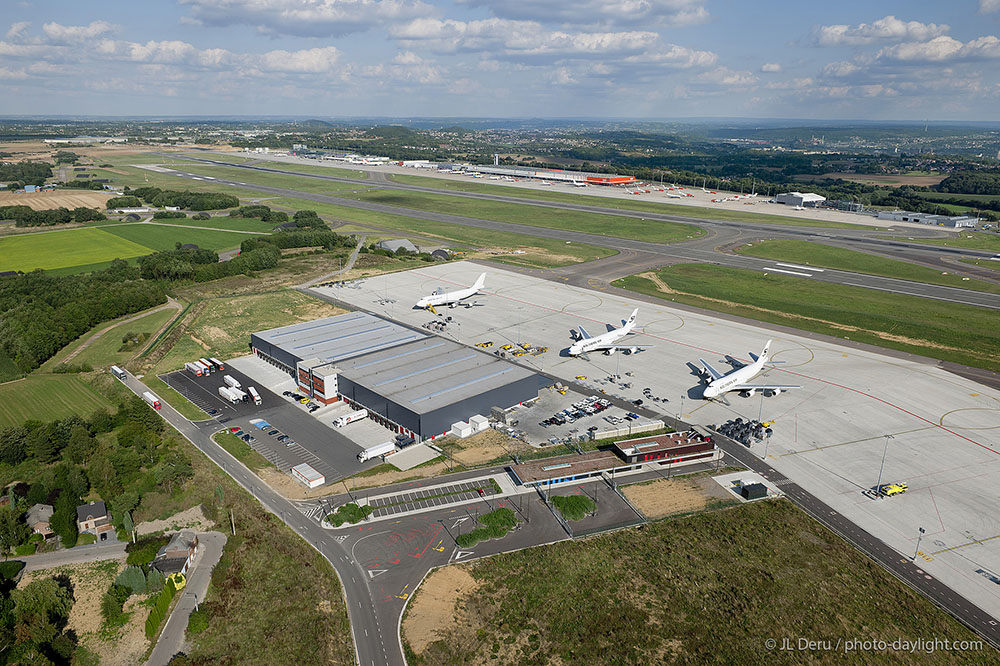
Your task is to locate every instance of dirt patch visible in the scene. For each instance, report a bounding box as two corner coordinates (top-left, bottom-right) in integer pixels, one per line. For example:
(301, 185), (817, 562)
(403, 565), (480, 656)
(20, 558), (149, 666)
(0, 190), (112, 210)
(637, 271), (982, 358)
(624, 477), (710, 519)
(350, 461), (452, 491)
(137, 504), (215, 535)
(449, 429), (531, 466)
(200, 325), (234, 346)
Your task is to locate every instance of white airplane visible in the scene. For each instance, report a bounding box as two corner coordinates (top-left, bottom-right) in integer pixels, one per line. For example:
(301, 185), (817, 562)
(699, 340), (800, 401)
(415, 273), (486, 311)
(568, 309), (653, 356)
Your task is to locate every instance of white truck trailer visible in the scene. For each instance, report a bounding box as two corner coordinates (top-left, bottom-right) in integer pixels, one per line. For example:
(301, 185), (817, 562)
(199, 358), (214, 373)
(209, 357), (225, 371)
(334, 409), (368, 427)
(223, 375), (241, 389)
(357, 441), (395, 463)
(110, 365), (126, 381)
(247, 386), (262, 406)
(142, 391), (161, 410)
(218, 386), (239, 404)
(185, 361), (204, 377)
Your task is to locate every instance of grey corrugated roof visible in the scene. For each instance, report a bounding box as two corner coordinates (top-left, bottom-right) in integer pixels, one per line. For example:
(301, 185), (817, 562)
(337, 337), (537, 415)
(376, 239), (418, 253)
(255, 312), (427, 365)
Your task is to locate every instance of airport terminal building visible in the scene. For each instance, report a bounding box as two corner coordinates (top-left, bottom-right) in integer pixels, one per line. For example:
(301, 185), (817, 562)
(251, 313), (540, 441)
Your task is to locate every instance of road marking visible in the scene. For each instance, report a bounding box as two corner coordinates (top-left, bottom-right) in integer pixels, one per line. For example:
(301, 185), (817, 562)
(367, 569), (387, 579)
(777, 262), (823, 272)
(452, 517), (470, 529)
(765, 267), (812, 277)
(453, 550), (475, 561)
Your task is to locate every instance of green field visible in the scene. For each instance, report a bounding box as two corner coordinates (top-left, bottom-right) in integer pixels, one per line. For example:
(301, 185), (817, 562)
(0, 374), (115, 428)
(103, 223), (259, 252)
(270, 197), (616, 268)
(386, 172), (872, 229)
(0, 227), (151, 272)
(735, 239), (1000, 294)
(961, 257), (1000, 272)
(615, 264), (1000, 372)
(151, 216), (281, 233)
(41, 307), (177, 372)
(404, 499), (987, 666)
(890, 230), (1000, 253)
(175, 163), (366, 196)
(185, 153), (371, 180)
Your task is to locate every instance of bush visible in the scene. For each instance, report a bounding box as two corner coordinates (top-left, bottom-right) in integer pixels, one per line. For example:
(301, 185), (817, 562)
(0, 560), (25, 580)
(146, 567), (165, 593)
(126, 535), (169, 566)
(187, 608), (209, 634)
(325, 503), (373, 527)
(28, 533), (43, 544)
(153, 211), (187, 219)
(115, 565), (147, 595)
(101, 583), (131, 627)
(106, 196), (143, 209)
(455, 508), (517, 547)
(13, 543), (36, 556)
(52, 362), (93, 374)
(551, 494), (597, 522)
(145, 576), (179, 639)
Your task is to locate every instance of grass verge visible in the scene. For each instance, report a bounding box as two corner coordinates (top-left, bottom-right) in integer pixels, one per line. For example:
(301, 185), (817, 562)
(455, 507), (517, 548)
(404, 499), (992, 665)
(213, 432), (274, 473)
(615, 264), (1000, 372)
(735, 239), (1000, 294)
(0, 374), (116, 428)
(142, 374), (207, 421)
(884, 230), (1000, 252)
(551, 495), (597, 521)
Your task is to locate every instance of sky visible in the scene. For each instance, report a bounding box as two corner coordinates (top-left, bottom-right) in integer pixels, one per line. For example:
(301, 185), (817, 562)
(1, 0), (1000, 120)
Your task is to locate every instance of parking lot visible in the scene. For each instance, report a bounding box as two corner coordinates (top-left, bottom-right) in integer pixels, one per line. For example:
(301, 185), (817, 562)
(162, 365), (376, 484)
(509, 387), (662, 447)
(367, 480), (500, 518)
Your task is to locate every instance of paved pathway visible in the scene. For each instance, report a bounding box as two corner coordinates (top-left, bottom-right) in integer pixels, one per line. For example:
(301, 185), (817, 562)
(20, 541), (126, 573)
(61, 297), (181, 364)
(146, 531), (227, 666)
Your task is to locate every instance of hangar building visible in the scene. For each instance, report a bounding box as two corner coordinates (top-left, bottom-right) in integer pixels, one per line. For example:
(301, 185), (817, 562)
(251, 313), (540, 441)
(775, 191), (826, 207)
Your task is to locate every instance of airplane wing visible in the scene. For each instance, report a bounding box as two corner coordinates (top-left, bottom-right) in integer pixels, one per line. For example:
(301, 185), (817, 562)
(602, 345), (653, 353)
(577, 325), (592, 340)
(699, 358), (724, 380)
(731, 383), (801, 391)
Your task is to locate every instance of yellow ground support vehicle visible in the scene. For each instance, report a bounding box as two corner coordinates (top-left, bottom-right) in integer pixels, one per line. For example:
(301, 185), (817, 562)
(475, 341), (494, 348)
(879, 483), (908, 497)
(500, 344), (514, 350)
(575, 375), (587, 380)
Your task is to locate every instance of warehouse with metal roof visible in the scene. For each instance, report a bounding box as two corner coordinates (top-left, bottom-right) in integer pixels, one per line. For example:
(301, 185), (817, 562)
(250, 312), (426, 375)
(251, 312), (541, 441)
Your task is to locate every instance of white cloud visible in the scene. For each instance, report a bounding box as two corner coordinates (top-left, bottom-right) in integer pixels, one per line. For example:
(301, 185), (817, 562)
(0, 66), (28, 79)
(457, 0), (709, 28)
(981, 0), (1000, 13)
(258, 46), (341, 73)
(815, 16), (948, 46)
(0, 40), (50, 58)
(760, 62), (781, 72)
(821, 60), (861, 77)
(392, 50), (422, 65)
(42, 20), (117, 44)
(765, 77), (815, 90)
(391, 17), (658, 61)
(703, 67), (757, 86)
(623, 44), (717, 68)
(180, 0), (432, 37)
(877, 35), (1000, 63)
(5, 21), (30, 40)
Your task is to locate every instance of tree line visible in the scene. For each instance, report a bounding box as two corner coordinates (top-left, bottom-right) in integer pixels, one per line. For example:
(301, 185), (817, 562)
(0, 205), (106, 227)
(125, 187), (239, 211)
(0, 161), (52, 187)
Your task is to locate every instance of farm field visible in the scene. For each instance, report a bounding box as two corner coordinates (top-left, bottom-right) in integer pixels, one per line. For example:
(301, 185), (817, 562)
(795, 172), (947, 187)
(0, 227), (150, 272)
(0, 189), (112, 210)
(103, 223), (260, 252)
(402, 499), (986, 666)
(615, 263), (1000, 372)
(151, 216), (280, 233)
(269, 197), (617, 268)
(0, 374), (115, 428)
(734, 239), (1000, 294)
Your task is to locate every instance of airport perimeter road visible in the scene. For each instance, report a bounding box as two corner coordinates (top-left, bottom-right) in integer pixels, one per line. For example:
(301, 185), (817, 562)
(706, 430), (1000, 650)
(153, 163), (1000, 310)
(118, 371), (401, 666)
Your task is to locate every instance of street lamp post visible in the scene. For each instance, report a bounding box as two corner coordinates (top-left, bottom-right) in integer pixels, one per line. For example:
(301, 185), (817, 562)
(874, 434), (894, 498)
(912, 527), (926, 560)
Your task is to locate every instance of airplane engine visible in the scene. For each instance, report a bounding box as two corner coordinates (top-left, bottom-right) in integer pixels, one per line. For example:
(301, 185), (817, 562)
(766, 388), (783, 397)
(624, 347), (638, 355)
(741, 389), (757, 398)
(604, 348), (617, 356)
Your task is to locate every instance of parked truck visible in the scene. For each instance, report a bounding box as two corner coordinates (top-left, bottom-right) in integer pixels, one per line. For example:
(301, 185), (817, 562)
(185, 361), (204, 377)
(199, 358), (214, 374)
(248, 386), (262, 406)
(223, 375), (241, 389)
(209, 357), (225, 371)
(218, 386), (239, 404)
(357, 441), (395, 463)
(334, 409), (368, 427)
(229, 387), (248, 403)
(195, 361), (211, 375)
(110, 365), (126, 381)
(142, 391), (161, 410)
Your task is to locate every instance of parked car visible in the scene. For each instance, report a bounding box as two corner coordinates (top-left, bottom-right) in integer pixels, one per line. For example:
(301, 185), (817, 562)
(268, 429), (279, 436)
(229, 426), (241, 432)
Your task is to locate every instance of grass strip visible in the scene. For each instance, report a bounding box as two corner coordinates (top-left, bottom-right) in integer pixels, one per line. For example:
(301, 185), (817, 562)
(614, 264), (1000, 372)
(213, 432), (274, 472)
(455, 507), (517, 547)
(551, 495), (597, 522)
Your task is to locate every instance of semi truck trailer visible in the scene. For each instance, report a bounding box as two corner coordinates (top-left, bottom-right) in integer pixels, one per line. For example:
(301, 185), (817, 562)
(223, 375), (241, 389)
(357, 441), (395, 462)
(334, 409), (367, 427)
(142, 391), (161, 410)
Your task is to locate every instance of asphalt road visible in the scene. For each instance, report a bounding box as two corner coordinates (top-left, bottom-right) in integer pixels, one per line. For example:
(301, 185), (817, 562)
(20, 541), (126, 572)
(153, 159), (1000, 311)
(147, 531), (227, 666)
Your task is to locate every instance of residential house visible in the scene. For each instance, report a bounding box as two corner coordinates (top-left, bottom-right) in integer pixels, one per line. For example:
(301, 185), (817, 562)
(151, 530), (199, 576)
(27, 504), (54, 537)
(76, 501), (114, 541)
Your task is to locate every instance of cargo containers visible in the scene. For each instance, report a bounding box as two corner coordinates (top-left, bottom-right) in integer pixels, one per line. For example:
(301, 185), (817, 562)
(142, 391), (161, 410)
(334, 409), (367, 427)
(110, 365), (126, 381)
(223, 375), (241, 389)
(248, 386), (262, 406)
(357, 441), (395, 462)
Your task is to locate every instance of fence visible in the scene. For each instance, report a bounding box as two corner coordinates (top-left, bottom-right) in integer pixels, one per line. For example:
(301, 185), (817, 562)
(591, 420), (664, 441)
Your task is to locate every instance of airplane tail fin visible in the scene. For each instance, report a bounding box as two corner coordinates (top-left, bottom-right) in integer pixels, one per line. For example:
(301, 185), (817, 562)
(759, 339), (772, 363)
(473, 273), (486, 290)
(624, 308), (638, 330)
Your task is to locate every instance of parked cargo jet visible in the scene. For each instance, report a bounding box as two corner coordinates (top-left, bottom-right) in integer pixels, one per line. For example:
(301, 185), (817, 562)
(415, 273), (486, 312)
(699, 340), (800, 401)
(568, 309), (652, 356)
